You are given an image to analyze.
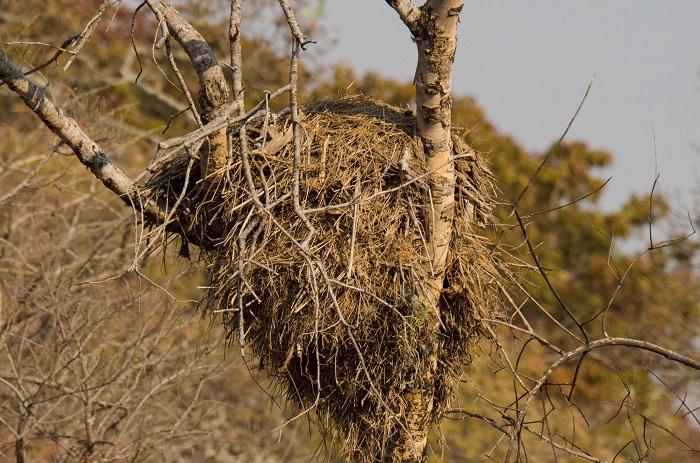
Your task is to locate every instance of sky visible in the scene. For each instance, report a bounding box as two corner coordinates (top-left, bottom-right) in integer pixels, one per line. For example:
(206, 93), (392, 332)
(316, 1), (700, 215)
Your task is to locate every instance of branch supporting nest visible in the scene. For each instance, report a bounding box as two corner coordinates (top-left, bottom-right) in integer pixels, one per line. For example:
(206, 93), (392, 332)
(142, 94), (502, 460)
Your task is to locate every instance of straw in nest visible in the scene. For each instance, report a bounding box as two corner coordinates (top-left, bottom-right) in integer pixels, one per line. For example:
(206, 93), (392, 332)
(145, 95), (502, 461)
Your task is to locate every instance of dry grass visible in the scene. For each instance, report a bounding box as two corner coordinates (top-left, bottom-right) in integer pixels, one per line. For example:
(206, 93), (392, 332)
(144, 95), (503, 460)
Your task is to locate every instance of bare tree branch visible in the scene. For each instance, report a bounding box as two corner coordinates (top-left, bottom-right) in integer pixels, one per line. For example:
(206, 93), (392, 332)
(278, 0), (313, 47)
(0, 49), (167, 223)
(511, 75), (595, 213)
(229, 0), (245, 108)
(145, 0), (230, 181)
(385, 0), (421, 36)
(144, 0), (229, 117)
(505, 336), (700, 461)
(62, 0), (111, 71)
(514, 209), (588, 343)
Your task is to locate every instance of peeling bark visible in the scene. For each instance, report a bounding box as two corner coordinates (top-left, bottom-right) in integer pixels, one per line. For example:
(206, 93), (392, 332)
(414, 0), (460, 283)
(386, 1), (463, 461)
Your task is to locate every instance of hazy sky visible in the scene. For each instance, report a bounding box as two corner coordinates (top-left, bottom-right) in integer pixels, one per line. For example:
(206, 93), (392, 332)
(318, 1), (700, 214)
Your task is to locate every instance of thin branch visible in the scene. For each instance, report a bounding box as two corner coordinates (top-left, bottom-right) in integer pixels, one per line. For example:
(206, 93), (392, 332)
(522, 177), (612, 219)
(505, 336), (700, 461)
(229, 0), (245, 110)
(63, 0), (111, 71)
(514, 209), (588, 343)
(0, 151), (53, 204)
(163, 36), (202, 127)
(521, 424), (609, 463)
(278, 0), (314, 48)
(284, 14), (315, 246)
(0, 35), (79, 87)
(145, 0), (230, 119)
(648, 369), (700, 427)
(385, 0), (422, 36)
(347, 178), (361, 277)
(512, 74), (595, 213)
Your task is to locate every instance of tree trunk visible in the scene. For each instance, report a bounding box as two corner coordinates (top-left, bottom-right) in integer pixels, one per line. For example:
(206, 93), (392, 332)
(145, 0), (231, 233)
(386, 1), (462, 461)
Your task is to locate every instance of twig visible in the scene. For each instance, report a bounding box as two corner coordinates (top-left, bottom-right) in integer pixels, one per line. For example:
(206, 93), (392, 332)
(521, 424), (609, 463)
(144, 0), (230, 118)
(347, 178), (361, 277)
(64, 0), (112, 70)
(0, 35), (79, 88)
(522, 177), (612, 219)
(514, 209), (588, 343)
(0, 151), (53, 204)
(511, 74), (595, 214)
(505, 336), (700, 461)
(164, 36), (202, 127)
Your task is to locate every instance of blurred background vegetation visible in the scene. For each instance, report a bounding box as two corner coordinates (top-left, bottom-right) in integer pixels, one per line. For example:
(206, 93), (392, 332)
(0, 1), (698, 461)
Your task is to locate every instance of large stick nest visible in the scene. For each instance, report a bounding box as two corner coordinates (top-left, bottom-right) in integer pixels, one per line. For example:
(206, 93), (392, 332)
(145, 95), (502, 459)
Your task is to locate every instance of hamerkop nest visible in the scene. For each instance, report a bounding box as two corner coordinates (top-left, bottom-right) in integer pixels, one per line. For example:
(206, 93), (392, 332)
(146, 95), (502, 460)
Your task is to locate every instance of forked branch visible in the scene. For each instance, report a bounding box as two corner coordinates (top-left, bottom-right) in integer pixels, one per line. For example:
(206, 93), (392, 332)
(145, 0), (231, 182)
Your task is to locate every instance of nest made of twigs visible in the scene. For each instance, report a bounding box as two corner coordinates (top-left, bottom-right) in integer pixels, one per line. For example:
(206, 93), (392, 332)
(145, 95), (502, 461)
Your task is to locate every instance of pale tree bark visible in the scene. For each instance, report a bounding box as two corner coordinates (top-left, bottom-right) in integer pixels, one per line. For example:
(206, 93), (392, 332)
(386, 1), (462, 461)
(145, 0), (231, 186)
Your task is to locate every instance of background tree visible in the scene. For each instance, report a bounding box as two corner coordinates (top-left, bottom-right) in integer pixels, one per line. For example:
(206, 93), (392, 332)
(1, 1), (698, 462)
